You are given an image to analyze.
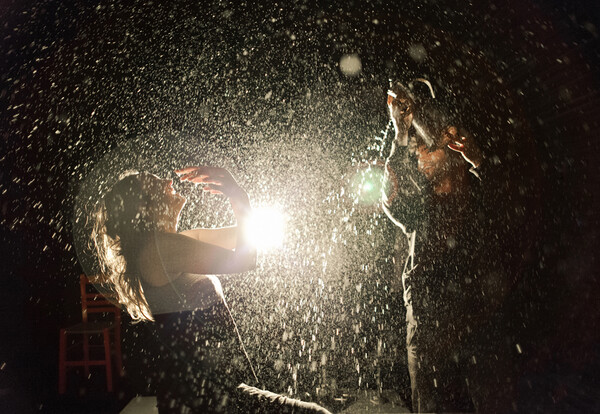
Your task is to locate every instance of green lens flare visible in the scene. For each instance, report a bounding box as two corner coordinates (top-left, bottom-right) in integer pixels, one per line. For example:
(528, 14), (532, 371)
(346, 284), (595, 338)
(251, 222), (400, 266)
(349, 166), (387, 206)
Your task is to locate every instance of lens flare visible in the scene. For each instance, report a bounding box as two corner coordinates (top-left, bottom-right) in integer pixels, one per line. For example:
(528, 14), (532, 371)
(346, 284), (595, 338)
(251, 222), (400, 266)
(348, 164), (387, 206)
(247, 206), (286, 249)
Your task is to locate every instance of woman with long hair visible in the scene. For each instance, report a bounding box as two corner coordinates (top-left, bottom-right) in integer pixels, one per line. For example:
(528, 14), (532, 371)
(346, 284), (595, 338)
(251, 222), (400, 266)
(92, 165), (330, 413)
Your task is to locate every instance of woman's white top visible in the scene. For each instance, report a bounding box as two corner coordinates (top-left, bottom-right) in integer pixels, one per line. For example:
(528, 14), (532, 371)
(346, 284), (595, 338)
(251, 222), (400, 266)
(142, 273), (224, 315)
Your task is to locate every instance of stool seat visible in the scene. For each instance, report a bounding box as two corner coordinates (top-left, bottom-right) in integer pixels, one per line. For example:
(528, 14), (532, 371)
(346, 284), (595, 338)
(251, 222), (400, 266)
(63, 321), (114, 334)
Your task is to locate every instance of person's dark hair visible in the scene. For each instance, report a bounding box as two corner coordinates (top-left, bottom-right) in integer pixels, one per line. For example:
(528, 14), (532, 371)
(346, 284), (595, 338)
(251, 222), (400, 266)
(91, 171), (158, 321)
(390, 79), (459, 149)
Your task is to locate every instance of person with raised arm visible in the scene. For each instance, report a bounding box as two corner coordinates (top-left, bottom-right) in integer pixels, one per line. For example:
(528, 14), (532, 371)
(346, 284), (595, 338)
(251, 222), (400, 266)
(382, 81), (515, 413)
(93, 166), (330, 413)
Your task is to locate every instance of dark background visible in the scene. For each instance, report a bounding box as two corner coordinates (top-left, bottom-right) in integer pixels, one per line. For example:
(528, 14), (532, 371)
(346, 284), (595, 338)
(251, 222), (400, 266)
(1, 0), (599, 412)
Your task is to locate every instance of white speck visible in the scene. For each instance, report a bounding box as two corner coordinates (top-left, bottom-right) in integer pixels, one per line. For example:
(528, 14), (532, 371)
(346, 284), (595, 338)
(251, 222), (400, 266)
(339, 54), (362, 77)
(408, 44), (427, 62)
(446, 235), (456, 248)
(583, 22), (597, 37)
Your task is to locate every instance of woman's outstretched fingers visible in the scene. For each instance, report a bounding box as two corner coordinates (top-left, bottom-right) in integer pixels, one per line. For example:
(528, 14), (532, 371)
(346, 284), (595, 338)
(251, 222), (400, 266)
(176, 166), (220, 183)
(174, 166), (201, 175)
(175, 166), (242, 197)
(176, 166), (212, 176)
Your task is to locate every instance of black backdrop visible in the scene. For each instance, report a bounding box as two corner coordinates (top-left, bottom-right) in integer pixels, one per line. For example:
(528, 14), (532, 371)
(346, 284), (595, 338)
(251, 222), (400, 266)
(1, 0), (599, 412)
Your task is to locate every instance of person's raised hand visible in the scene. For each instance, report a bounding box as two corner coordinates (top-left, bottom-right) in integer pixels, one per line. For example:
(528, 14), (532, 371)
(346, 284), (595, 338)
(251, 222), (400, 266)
(445, 126), (483, 169)
(175, 166), (244, 198)
(387, 91), (414, 145)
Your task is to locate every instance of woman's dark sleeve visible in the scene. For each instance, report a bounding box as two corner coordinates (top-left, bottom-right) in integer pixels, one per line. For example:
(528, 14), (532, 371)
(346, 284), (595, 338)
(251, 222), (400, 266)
(381, 143), (427, 234)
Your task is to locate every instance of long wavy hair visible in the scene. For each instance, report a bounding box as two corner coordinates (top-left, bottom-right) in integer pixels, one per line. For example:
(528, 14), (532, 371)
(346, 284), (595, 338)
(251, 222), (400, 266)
(91, 171), (162, 322)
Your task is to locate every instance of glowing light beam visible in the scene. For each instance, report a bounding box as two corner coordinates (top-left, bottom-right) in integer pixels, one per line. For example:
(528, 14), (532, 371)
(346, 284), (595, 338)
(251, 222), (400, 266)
(247, 206), (286, 250)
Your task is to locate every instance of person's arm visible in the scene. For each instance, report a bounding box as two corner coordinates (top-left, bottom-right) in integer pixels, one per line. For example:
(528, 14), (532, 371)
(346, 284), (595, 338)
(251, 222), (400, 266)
(447, 132), (516, 322)
(154, 232), (256, 275)
(169, 166), (256, 274)
(179, 227), (237, 250)
(446, 127), (484, 172)
(381, 140), (427, 234)
(382, 90), (427, 233)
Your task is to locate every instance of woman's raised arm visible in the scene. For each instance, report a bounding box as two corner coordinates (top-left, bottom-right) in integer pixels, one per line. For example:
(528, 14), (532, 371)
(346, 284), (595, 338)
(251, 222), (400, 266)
(154, 232), (255, 276)
(173, 166), (256, 272)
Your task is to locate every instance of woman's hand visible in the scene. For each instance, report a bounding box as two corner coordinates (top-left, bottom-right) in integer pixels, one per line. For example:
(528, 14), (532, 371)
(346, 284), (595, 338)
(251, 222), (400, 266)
(176, 166), (255, 269)
(445, 126), (483, 169)
(175, 166), (245, 199)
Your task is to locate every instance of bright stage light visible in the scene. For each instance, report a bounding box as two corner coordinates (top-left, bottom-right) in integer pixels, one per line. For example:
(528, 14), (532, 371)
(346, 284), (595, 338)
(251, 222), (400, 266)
(247, 206), (285, 249)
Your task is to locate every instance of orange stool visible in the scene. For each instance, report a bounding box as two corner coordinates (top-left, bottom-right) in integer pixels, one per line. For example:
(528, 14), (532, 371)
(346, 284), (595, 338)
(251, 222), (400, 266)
(58, 274), (122, 394)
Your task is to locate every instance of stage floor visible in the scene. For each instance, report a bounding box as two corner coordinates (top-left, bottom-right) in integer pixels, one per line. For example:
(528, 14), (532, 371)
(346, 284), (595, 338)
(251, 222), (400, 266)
(118, 390), (409, 414)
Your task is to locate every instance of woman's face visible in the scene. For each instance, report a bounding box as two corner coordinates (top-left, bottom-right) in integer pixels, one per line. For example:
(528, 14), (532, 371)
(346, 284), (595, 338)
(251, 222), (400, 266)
(140, 173), (186, 230)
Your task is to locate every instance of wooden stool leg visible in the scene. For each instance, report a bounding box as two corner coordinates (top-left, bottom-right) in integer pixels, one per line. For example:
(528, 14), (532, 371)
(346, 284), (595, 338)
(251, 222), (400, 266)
(83, 334), (90, 377)
(103, 328), (113, 392)
(115, 328), (125, 377)
(59, 329), (67, 394)
(114, 317), (123, 376)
